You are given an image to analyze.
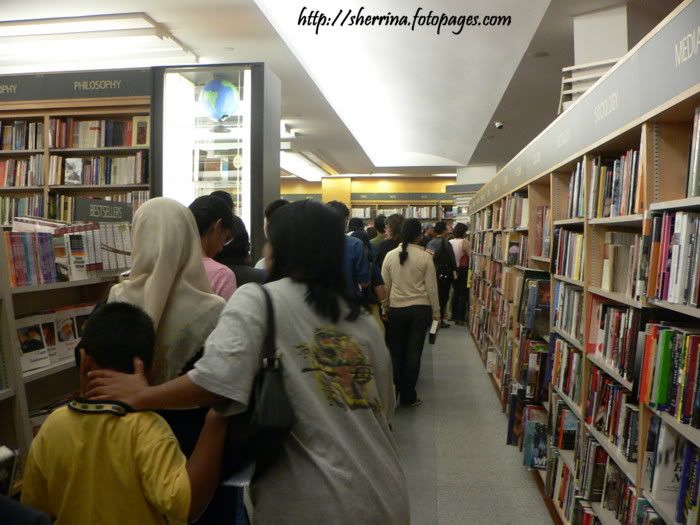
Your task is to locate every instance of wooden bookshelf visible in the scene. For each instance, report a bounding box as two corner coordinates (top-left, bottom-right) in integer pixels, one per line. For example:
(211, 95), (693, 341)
(553, 385), (583, 420)
(641, 490), (680, 525)
(0, 95), (150, 488)
(466, 5), (700, 522)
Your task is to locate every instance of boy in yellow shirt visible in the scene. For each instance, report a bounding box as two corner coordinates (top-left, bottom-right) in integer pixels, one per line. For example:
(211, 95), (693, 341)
(21, 302), (227, 524)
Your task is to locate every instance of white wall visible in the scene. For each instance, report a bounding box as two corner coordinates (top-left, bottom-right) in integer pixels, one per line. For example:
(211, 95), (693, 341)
(457, 165), (496, 185)
(573, 6), (629, 65)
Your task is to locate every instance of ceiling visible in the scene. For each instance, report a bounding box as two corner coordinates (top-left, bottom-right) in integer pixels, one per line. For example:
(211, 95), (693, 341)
(0, 0), (682, 176)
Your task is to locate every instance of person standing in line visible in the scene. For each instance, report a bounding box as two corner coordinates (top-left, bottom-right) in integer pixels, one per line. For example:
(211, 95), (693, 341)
(449, 222), (470, 326)
(426, 221), (456, 328)
(254, 199), (290, 270)
(85, 200), (410, 525)
(189, 195), (237, 301)
(327, 201), (370, 298)
(366, 226), (378, 241)
(418, 223), (435, 248)
(370, 215), (386, 257)
(376, 214), (404, 269)
(381, 219), (440, 408)
(215, 215), (267, 286)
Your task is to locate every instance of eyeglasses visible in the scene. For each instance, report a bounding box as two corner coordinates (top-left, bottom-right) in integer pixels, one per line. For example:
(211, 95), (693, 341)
(224, 236), (233, 246)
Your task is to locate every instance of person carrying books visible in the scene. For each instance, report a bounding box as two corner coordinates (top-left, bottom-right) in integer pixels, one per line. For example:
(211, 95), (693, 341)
(21, 302), (227, 525)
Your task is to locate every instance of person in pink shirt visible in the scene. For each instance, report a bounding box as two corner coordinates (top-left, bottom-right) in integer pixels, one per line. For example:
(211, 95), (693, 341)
(189, 195), (237, 300)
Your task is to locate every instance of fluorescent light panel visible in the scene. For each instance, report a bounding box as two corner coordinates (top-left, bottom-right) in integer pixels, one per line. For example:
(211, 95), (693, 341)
(280, 151), (328, 182)
(0, 13), (197, 74)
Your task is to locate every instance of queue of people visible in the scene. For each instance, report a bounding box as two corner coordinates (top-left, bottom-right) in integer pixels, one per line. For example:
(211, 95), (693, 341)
(16, 193), (469, 525)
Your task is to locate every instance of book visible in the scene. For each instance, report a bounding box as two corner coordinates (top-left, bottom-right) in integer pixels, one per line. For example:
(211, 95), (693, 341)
(64, 157), (83, 185)
(132, 115), (150, 147)
(651, 424), (683, 504)
(15, 314), (52, 372)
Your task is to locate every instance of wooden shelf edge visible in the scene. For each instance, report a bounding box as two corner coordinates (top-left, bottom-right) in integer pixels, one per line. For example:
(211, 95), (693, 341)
(649, 298), (700, 319)
(23, 358), (76, 383)
(0, 387), (14, 401)
(554, 385), (583, 419)
(647, 406), (700, 449)
(589, 286), (644, 309)
(553, 274), (585, 288)
(551, 327), (584, 351)
(11, 272), (123, 294)
(585, 424), (637, 485)
(553, 218), (585, 226)
(590, 502), (622, 525)
(588, 214), (643, 226)
(586, 353), (634, 391)
(650, 196), (700, 212)
(641, 489), (681, 525)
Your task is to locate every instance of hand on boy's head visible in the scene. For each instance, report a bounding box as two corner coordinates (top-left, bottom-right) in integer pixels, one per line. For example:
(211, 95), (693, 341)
(86, 357), (149, 409)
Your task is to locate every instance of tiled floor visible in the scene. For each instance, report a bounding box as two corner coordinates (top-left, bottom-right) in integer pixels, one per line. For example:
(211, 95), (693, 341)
(392, 326), (553, 525)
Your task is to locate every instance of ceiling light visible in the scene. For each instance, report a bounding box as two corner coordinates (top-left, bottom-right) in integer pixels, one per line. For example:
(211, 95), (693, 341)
(280, 151), (327, 182)
(0, 13), (198, 74)
(280, 120), (297, 139)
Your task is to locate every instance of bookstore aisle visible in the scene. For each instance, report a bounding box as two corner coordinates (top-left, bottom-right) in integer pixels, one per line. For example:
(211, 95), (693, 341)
(393, 326), (552, 525)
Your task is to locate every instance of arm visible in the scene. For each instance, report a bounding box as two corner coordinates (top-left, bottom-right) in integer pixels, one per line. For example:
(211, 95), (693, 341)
(186, 410), (227, 521)
(137, 410), (226, 523)
(380, 258), (392, 314)
(87, 359), (226, 410)
(424, 256), (441, 319)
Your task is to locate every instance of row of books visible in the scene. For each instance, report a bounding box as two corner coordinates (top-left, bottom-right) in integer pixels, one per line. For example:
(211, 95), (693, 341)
(567, 161), (585, 219)
(553, 281), (585, 344)
(579, 432), (608, 502)
(588, 150), (641, 219)
(534, 205), (551, 258)
(49, 116), (150, 149)
(552, 398), (578, 450)
(551, 338), (582, 405)
(351, 206), (372, 218)
(474, 206), (493, 231)
(519, 278), (549, 339)
(553, 228), (584, 282)
(587, 297), (641, 384)
(639, 323), (700, 427)
(548, 455), (577, 522)
(107, 191), (148, 212)
(502, 194), (529, 230)
(0, 155), (44, 187)
(4, 219), (132, 287)
(648, 211), (700, 306)
(0, 120), (44, 151)
(15, 303), (95, 373)
(519, 339), (548, 400)
(600, 230), (645, 300)
(598, 453), (644, 523)
(0, 195), (43, 226)
(587, 366), (639, 462)
(59, 154), (148, 186)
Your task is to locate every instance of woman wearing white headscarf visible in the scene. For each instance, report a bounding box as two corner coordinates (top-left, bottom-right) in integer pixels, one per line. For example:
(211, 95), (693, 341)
(108, 197), (225, 385)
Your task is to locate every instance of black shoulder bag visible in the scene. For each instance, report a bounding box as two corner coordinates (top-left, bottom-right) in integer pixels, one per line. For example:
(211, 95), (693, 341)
(222, 285), (294, 479)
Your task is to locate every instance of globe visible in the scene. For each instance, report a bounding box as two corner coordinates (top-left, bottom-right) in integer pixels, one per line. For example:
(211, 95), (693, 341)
(199, 79), (240, 122)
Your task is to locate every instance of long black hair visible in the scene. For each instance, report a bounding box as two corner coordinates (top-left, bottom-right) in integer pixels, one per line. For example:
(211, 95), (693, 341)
(215, 215), (250, 266)
(268, 200), (362, 322)
(399, 218), (422, 265)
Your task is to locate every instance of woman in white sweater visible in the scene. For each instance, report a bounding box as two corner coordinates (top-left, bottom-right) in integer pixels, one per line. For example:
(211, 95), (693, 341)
(381, 218), (440, 407)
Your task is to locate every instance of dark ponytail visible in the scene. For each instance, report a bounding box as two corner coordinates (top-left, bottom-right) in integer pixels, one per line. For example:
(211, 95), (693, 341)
(399, 241), (409, 265)
(398, 218), (422, 265)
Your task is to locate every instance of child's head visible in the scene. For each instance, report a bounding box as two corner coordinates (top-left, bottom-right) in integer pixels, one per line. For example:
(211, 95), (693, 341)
(79, 302), (155, 380)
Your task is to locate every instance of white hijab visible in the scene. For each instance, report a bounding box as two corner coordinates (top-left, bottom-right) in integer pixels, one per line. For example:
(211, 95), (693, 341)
(108, 197), (225, 384)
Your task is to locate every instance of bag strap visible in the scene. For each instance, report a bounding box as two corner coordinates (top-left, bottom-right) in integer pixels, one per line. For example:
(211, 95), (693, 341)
(259, 285), (277, 368)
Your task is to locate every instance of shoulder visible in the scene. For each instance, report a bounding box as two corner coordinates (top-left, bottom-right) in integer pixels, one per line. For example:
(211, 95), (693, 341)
(345, 235), (363, 248)
(125, 411), (176, 442)
(207, 259), (234, 278)
(35, 406), (71, 437)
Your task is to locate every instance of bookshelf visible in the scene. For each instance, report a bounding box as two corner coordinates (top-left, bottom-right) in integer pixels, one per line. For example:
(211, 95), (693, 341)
(0, 95), (149, 484)
(467, 2), (700, 523)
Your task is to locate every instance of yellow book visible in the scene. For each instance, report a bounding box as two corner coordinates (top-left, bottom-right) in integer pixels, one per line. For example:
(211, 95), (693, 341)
(596, 166), (606, 218)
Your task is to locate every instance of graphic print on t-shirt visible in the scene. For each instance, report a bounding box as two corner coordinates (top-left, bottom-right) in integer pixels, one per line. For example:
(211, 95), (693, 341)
(297, 327), (383, 413)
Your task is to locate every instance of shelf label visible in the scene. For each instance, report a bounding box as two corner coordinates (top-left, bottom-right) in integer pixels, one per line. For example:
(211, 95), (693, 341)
(74, 198), (133, 223)
(675, 24), (700, 67)
(0, 69), (152, 101)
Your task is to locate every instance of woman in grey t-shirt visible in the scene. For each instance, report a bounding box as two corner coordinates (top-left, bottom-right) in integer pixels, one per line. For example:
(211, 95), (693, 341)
(87, 200), (409, 525)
